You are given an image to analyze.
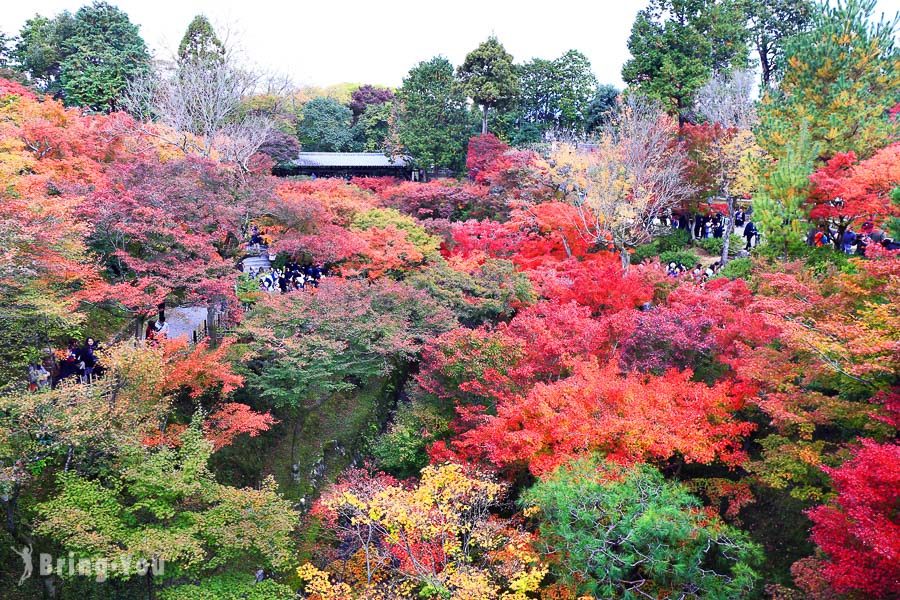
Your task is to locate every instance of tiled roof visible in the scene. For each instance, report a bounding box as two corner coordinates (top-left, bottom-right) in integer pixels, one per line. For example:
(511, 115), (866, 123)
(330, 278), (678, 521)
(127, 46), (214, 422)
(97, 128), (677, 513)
(289, 152), (409, 168)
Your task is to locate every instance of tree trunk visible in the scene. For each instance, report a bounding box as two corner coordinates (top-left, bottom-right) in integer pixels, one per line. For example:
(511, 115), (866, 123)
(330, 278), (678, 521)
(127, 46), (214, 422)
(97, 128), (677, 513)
(720, 197), (735, 265)
(619, 246), (631, 270)
(759, 46), (771, 88)
(4, 483), (18, 534)
(481, 106), (488, 135)
(206, 304), (219, 347)
(560, 234), (572, 259)
(834, 223), (846, 252)
(146, 568), (155, 600)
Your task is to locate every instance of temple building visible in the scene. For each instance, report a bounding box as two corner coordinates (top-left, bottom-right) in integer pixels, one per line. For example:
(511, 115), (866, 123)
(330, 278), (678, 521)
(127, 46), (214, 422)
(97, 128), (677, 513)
(273, 152), (417, 179)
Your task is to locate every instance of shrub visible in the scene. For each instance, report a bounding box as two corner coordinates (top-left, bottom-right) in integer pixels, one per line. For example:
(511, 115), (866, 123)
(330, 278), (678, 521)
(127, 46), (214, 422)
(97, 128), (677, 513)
(372, 395), (452, 478)
(802, 246), (858, 277)
(696, 236), (725, 255)
(632, 241), (660, 264)
(656, 229), (692, 252)
(714, 258), (753, 281)
(659, 249), (699, 267)
(632, 230), (691, 264)
(695, 234), (744, 258)
(235, 273), (263, 304)
(159, 573), (295, 600)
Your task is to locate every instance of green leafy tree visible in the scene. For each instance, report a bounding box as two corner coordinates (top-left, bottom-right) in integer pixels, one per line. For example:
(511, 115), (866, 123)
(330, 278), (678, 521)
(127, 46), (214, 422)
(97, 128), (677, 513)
(34, 416), (297, 585)
(755, 0), (899, 162)
(0, 32), (14, 68)
(457, 37), (520, 134)
(742, 0), (814, 87)
(622, 0), (749, 121)
(178, 14), (225, 64)
(522, 455), (763, 598)
(58, 1), (150, 111)
(519, 50), (598, 135)
(753, 125), (816, 257)
(296, 96), (359, 152)
(160, 573), (295, 600)
(397, 56), (472, 170)
(239, 278), (456, 409)
(13, 12), (76, 95)
(354, 101), (393, 151)
(586, 83), (620, 132)
(406, 257), (535, 327)
(371, 391), (452, 478)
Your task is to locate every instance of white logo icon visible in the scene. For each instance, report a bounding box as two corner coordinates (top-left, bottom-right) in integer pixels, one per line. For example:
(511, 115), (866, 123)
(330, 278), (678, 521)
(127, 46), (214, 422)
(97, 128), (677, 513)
(11, 545), (33, 586)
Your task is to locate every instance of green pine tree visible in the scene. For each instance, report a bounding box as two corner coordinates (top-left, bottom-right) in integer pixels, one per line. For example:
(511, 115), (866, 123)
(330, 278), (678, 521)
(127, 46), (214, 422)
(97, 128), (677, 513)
(178, 15), (225, 64)
(755, 0), (899, 162)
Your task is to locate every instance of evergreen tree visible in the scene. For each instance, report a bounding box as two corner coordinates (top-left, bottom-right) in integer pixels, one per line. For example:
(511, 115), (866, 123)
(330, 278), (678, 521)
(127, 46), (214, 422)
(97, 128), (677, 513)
(397, 56), (473, 170)
(742, 0), (814, 87)
(178, 14), (225, 64)
(755, 0), (899, 162)
(58, 2), (150, 111)
(296, 97), (358, 152)
(586, 84), (620, 132)
(457, 37), (519, 134)
(13, 12), (77, 96)
(518, 50), (598, 136)
(753, 124), (816, 257)
(522, 456), (762, 598)
(622, 0), (749, 121)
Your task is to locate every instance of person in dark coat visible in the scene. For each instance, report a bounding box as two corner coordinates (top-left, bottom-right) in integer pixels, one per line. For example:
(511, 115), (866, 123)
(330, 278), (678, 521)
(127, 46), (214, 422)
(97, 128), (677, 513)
(713, 214), (724, 239)
(841, 229), (856, 254)
(80, 337), (98, 383)
(744, 221), (758, 250)
(57, 339), (81, 383)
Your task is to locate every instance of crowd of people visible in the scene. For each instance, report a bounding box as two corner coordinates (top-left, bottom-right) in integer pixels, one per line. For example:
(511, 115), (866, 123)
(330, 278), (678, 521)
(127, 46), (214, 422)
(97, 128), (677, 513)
(27, 337), (101, 391)
(665, 260), (725, 283)
(244, 225), (327, 294)
(811, 221), (899, 254)
(252, 261), (326, 293)
(668, 208), (761, 251)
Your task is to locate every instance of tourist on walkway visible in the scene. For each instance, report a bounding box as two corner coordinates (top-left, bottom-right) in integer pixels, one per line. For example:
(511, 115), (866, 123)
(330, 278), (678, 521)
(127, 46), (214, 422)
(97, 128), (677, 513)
(841, 229), (857, 254)
(80, 337), (98, 383)
(744, 221), (757, 250)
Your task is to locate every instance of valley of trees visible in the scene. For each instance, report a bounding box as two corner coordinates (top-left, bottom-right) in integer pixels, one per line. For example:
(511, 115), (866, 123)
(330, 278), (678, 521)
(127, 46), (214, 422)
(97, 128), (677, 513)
(0, 1), (897, 598)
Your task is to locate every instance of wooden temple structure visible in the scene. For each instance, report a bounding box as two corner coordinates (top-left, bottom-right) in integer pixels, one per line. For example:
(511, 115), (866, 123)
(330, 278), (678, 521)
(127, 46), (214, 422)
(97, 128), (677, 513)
(273, 152), (417, 179)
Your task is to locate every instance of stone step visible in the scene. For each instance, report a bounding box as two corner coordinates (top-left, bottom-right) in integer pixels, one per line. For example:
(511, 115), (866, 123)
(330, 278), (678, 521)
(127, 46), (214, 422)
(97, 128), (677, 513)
(241, 255), (271, 273)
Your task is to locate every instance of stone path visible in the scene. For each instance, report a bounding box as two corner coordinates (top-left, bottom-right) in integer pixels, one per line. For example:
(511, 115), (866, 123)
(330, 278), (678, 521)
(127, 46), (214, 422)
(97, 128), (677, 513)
(164, 306), (209, 341)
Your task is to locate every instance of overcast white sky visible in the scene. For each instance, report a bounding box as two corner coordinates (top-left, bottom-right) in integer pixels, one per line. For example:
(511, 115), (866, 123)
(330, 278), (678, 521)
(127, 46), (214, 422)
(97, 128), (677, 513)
(5, 0), (900, 89)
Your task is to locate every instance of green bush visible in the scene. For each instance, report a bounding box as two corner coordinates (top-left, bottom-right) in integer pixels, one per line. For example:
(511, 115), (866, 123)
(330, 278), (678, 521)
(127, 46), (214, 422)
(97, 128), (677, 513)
(632, 230), (691, 263)
(372, 396), (452, 478)
(714, 257), (753, 281)
(802, 246), (858, 277)
(656, 228), (692, 252)
(695, 234), (744, 258)
(632, 241), (660, 264)
(159, 573), (295, 600)
(695, 236), (724, 255)
(659, 249), (699, 267)
(236, 273), (262, 304)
